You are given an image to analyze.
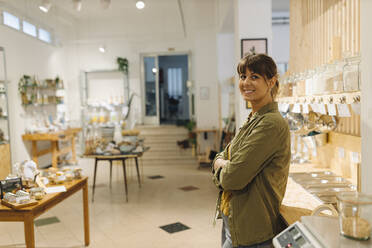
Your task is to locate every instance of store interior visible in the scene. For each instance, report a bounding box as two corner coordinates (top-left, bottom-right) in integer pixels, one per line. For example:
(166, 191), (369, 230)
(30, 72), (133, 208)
(1, 0), (372, 247)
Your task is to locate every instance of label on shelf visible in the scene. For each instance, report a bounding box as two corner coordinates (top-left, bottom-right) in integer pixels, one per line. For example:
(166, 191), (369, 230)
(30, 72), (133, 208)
(292, 103), (301, 113)
(318, 104), (327, 115)
(327, 104), (337, 116)
(336, 104), (351, 117)
(302, 104), (309, 114)
(310, 104), (318, 113)
(338, 147), (345, 159)
(350, 151), (360, 163)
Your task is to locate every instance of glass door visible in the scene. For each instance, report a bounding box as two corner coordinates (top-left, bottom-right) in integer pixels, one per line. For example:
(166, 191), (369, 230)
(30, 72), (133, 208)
(142, 56), (159, 125)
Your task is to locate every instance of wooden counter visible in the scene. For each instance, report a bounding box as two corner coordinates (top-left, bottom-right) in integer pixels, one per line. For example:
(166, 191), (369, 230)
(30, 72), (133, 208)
(22, 128), (82, 168)
(280, 163), (326, 225)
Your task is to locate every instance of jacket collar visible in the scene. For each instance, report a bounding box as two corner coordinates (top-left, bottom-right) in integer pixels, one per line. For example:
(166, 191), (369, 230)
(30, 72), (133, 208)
(251, 102), (278, 119)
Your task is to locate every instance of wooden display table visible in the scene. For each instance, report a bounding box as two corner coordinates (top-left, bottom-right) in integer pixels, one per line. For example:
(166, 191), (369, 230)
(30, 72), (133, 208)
(0, 177), (89, 248)
(84, 153), (144, 202)
(22, 128), (82, 168)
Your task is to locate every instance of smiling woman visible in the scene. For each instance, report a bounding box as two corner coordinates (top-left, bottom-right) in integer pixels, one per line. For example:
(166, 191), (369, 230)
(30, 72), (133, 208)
(212, 54), (290, 248)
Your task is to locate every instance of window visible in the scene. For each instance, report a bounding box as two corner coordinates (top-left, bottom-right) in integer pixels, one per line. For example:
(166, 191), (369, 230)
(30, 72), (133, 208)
(23, 21), (36, 37)
(38, 28), (51, 43)
(167, 68), (183, 98)
(3, 11), (20, 30)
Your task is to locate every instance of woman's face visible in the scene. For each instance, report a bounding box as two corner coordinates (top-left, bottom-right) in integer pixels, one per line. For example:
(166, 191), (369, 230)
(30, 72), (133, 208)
(239, 69), (272, 103)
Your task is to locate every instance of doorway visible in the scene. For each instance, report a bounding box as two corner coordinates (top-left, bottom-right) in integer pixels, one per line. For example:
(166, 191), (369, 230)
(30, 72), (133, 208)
(141, 53), (190, 125)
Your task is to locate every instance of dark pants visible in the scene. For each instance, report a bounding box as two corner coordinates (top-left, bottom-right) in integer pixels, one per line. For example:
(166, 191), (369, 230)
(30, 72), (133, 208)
(221, 213), (273, 248)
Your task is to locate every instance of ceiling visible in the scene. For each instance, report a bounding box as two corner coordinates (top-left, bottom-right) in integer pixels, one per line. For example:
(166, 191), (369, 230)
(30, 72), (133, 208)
(53, 0), (181, 20)
(52, 0), (289, 19)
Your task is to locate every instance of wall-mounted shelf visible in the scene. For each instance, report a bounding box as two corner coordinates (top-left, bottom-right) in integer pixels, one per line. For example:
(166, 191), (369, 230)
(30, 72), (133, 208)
(277, 91), (360, 105)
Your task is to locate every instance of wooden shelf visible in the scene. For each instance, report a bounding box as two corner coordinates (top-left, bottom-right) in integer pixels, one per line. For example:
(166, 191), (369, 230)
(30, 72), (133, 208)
(278, 91), (360, 105)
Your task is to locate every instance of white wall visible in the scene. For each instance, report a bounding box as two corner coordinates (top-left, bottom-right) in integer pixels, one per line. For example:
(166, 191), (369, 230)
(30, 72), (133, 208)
(361, 0), (372, 193)
(64, 0), (219, 130)
(234, 0), (272, 128)
(217, 33), (235, 120)
(0, 25), (69, 165)
(0, 1), (75, 166)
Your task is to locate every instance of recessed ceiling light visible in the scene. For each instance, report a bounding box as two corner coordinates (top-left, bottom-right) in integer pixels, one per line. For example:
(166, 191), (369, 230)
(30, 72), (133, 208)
(136, 1), (145, 9)
(73, 0), (82, 11)
(39, 0), (52, 13)
(99, 46), (106, 53)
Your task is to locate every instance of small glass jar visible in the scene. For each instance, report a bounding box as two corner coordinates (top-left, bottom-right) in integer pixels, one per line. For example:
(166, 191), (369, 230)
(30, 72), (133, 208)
(312, 65), (327, 95)
(296, 72), (306, 96)
(343, 56), (361, 92)
(337, 192), (372, 240)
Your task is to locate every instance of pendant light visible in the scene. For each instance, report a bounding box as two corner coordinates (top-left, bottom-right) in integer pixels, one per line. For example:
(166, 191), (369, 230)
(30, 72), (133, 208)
(136, 1), (145, 9)
(72, 0), (82, 11)
(39, 0), (52, 13)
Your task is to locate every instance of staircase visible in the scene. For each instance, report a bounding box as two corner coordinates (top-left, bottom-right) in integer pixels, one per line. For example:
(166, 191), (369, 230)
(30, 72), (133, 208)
(136, 125), (198, 166)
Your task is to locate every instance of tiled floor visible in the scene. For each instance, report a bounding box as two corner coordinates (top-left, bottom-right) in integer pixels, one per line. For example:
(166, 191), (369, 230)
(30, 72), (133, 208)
(0, 158), (222, 247)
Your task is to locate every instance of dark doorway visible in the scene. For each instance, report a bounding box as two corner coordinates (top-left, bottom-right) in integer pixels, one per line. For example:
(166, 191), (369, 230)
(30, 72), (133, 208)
(158, 55), (189, 124)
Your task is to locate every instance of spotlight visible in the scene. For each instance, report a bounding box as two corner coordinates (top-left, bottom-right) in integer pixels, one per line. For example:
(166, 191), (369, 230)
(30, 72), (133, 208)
(99, 46), (106, 53)
(73, 0), (82, 11)
(39, 0), (52, 13)
(100, 0), (111, 9)
(136, 1), (145, 9)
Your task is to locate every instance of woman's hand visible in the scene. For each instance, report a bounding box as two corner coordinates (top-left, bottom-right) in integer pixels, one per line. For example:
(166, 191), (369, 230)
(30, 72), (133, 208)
(214, 158), (229, 171)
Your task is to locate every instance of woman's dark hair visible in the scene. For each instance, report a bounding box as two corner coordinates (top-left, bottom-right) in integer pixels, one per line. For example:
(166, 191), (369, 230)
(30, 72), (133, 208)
(237, 53), (279, 99)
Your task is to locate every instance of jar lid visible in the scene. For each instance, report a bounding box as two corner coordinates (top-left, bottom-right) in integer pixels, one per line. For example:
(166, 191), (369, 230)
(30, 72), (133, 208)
(336, 192), (372, 205)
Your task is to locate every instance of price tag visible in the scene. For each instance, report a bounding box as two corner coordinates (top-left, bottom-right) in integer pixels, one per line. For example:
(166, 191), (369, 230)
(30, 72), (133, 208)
(310, 104), (318, 113)
(279, 103), (290, 112)
(337, 104), (351, 117)
(351, 102), (361, 115)
(318, 104), (327, 115)
(338, 147), (345, 159)
(350, 152), (360, 163)
(327, 104), (337, 116)
(302, 104), (309, 114)
(292, 103), (301, 113)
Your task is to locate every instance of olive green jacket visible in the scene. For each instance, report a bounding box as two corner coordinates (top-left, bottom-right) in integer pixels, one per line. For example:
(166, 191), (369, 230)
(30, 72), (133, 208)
(212, 102), (291, 247)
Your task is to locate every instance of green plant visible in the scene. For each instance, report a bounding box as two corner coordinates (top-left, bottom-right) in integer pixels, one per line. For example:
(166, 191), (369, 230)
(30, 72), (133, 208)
(184, 120), (196, 145)
(185, 120), (196, 132)
(116, 57), (129, 74)
(18, 75), (31, 94)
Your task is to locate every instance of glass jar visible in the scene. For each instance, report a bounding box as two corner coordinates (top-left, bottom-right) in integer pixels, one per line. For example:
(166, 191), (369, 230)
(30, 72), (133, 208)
(312, 65), (327, 95)
(337, 192), (372, 240)
(286, 75), (294, 97)
(343, 56), (361, 92)
(305, 70), (314, 96)
(297, 72), (306, 96)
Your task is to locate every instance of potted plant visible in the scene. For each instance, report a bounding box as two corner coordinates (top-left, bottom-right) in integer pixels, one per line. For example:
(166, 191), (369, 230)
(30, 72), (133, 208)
(184, 120), (196, 155)
(18, 75), (32, 105)
(117, 57), (129, 74)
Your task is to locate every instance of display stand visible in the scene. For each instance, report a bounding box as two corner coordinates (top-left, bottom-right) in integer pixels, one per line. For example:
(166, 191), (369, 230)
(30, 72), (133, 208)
(80, 69), (130, 152)
(22, 128), (82, 168)
(0, 47), (11, 179)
